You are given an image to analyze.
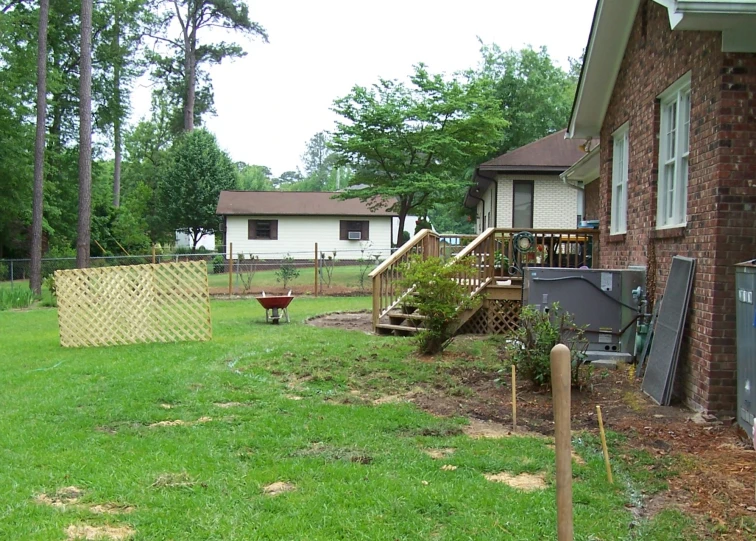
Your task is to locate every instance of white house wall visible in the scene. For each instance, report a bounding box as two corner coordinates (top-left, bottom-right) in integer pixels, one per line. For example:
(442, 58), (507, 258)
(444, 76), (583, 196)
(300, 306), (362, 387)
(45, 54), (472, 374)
(225, 215), (393, 260)
(495, 174), (579, 229)
(474, 183), (496, 233)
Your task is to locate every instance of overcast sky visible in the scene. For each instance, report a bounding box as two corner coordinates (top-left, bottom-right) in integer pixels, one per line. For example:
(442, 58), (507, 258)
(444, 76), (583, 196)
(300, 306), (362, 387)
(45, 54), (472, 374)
(131, 0), (597, 176)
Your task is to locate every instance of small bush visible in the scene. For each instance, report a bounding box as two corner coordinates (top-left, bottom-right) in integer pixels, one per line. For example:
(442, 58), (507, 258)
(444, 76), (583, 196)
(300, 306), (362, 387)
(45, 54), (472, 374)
(212, 255), (225, 274)
(0, 261), (8, 281)
(236, 253), (258, 293)
(505, 302), (588, 387)
(275, 254), (300, 289)
(319, 251), (336, 290)
(43, 275), (57, 307)
(398, 255), (479, 354)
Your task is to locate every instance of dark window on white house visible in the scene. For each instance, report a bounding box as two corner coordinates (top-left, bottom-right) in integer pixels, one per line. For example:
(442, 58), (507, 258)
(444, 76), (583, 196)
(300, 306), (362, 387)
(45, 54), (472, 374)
(340, 220), (369, 240)
(512, 180), (534, 228)
(248, 219), (278, 240)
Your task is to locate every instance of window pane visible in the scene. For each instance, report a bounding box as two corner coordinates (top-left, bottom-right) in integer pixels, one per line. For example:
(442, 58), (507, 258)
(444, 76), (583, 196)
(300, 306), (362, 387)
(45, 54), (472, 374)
(665, 164), (675, 220)
(681, 91), (691, 155)
(666, 102), (677, 161)
(513, 181), (533, 228)
(256, 221), (271, 239)
(678, 156), (689, 222)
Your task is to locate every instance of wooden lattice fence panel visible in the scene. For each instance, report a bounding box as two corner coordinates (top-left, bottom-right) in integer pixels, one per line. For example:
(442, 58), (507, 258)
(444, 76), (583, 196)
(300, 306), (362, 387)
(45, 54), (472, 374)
(457, 299), (521, 335)
(55, 261), (211, 348)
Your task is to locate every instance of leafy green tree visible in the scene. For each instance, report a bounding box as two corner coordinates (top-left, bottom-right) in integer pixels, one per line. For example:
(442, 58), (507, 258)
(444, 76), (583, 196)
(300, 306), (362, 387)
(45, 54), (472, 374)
(331, 64), (507, 245)
(151, 0), (268, 131)
(93, 0), (158, 207)
(237, 163), (274, 191)
(158, 129), (237, 250)
(274, 170), (303, 190)
(477, 44), (577, 155)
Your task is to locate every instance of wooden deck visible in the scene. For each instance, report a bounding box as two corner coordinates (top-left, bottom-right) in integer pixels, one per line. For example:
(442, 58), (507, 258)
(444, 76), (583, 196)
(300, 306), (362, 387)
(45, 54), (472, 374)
(370, 228), (599, 335)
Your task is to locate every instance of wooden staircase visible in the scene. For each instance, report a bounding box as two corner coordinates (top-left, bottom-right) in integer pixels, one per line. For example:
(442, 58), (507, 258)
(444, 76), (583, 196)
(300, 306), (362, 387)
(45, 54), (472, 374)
(370, 227), (599, 336)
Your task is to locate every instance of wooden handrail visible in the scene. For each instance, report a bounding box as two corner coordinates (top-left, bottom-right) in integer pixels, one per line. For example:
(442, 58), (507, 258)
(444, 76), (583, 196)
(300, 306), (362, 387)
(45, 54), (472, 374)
(455, 227), (496, 259)
(369, 229), (437, 278)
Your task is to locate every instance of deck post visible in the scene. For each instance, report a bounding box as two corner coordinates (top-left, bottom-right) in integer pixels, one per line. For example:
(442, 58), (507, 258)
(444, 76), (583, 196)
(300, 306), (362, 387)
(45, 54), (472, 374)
(372, 275), (380, 331)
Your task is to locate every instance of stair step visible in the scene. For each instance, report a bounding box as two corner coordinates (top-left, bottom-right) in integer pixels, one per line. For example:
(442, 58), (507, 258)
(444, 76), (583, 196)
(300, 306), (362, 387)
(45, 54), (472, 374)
(375, 323), (420, 334)
(388, 311), (426, 320)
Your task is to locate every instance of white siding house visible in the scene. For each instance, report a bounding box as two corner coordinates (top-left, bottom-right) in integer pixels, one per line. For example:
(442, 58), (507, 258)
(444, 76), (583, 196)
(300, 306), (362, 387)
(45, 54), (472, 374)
(217, 191), (395, 260)
(465, 130), (587, 233)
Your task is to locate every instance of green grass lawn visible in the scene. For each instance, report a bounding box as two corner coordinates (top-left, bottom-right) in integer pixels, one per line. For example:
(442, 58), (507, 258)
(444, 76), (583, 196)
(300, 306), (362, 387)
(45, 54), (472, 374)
(0, 298), (697, 540)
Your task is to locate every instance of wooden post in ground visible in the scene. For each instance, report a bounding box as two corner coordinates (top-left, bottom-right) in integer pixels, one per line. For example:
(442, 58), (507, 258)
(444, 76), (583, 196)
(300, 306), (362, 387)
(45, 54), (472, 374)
(596, 405), (613, 484)
(314, 242), (319, 297)
(512, 364), (517, 431)
(228, 242), (233, 296)
(551, 343), (573, 541)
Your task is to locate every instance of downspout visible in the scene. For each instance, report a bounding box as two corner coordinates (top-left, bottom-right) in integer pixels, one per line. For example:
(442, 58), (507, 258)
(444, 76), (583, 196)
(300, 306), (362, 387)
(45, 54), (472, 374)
(467, 192), (485, 233)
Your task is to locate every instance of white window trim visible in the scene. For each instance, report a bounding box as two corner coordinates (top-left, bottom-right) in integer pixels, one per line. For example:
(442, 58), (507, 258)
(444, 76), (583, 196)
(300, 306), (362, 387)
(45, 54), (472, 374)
(611, 123), (629, 234)
(657, 72), (691, 229)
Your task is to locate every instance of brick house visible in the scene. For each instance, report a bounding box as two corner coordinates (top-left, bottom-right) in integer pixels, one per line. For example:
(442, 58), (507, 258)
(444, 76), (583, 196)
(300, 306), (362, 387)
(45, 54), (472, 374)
(464, 130), (586, 233)
(566, 0), (756, 413)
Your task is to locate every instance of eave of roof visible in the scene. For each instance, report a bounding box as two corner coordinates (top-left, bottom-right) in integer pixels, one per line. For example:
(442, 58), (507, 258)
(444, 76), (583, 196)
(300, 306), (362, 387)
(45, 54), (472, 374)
(560, 145), (600, 187)
(567, 0), (756, 140)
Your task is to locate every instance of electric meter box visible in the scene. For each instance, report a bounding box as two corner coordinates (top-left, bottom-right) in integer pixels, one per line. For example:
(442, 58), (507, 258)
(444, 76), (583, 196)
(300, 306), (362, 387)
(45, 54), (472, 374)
(523, 267), (645, 361)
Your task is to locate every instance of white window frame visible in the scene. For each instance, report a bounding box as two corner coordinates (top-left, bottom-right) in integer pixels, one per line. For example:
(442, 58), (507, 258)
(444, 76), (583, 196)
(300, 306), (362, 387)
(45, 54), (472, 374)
(657, 73), (691, 229)
(611, 123), (629, 234)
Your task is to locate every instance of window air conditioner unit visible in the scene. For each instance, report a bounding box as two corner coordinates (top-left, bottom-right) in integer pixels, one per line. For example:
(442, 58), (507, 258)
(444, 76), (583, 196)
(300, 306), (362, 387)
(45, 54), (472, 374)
(348, 231), (361, 240)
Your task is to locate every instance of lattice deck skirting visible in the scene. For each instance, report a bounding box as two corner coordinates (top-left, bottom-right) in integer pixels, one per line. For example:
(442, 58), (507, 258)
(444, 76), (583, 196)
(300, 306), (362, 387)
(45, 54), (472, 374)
(55, 261), (212, 348)
(457, 299), (521, 335)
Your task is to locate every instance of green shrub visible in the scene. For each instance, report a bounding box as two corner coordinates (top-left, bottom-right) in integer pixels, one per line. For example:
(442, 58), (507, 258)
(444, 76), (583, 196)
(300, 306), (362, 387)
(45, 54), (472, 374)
(43, 275), (57, 307)
(505, 302), (589, 387)
(275, 254), (300, 289)
(398, 255), (479, 354)
(0, 261), (8, 281)
(212, 255), (225, 274)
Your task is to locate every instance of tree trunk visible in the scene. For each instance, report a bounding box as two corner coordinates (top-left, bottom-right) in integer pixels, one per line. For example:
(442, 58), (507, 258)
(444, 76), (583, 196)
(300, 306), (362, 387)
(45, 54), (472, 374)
(396, 198), (414, 247)
(183, 35), (195, 131)
(76, 0), (93, 268)
(112, 14), (122, 207)
(113, 119), (122, 207)
(30, 0), (50, 296)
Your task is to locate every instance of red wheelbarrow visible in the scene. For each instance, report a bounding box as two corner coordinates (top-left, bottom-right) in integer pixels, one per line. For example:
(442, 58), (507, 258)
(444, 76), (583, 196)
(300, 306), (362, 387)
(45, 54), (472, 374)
(255, 295), (294, 324)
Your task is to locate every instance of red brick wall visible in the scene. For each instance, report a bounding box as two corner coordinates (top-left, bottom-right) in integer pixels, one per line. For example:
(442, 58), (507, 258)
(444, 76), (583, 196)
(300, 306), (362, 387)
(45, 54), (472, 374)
(597, 0), (756, 413)
(584, 179), (600, 221)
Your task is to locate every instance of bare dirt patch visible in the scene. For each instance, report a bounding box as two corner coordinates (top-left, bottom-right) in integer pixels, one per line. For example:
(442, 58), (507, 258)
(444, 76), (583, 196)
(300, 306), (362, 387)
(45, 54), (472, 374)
(462, 418), (543, 440)
(151, 472), (196, 489)
(263, 481), (296, 496)
(484, 472), (547, 491)
(423, 448), (456, 459)
(213, 402), (246, 408)
(148, 416), (212, 428)
(36, 486), (84, 508)
(306, 311), (373, 333)
(65, 524), (134, 540)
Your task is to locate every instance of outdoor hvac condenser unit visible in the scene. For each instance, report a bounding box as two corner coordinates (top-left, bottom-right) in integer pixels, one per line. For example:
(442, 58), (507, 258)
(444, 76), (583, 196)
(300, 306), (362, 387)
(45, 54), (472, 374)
(523, 267), (645, 362)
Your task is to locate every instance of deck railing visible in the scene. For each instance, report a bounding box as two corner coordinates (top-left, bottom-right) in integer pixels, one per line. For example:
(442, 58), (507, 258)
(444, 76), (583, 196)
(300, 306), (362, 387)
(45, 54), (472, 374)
(369, 229), (440, 329)
(370, 227), (600, 331)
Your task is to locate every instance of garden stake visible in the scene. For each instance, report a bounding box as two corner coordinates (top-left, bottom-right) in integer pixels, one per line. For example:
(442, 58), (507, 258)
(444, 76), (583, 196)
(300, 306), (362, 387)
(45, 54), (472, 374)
(314, 242), (319, 297)
(596, 405), (613, 484)
(228, 242), (233, 296)
(551, 343), (573, 541)
(511, 364), (517, 431)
